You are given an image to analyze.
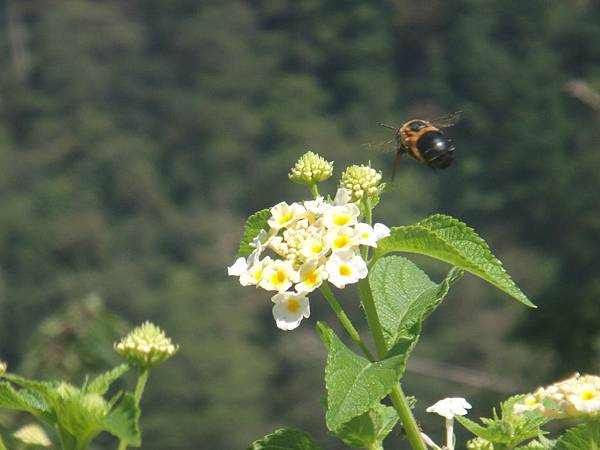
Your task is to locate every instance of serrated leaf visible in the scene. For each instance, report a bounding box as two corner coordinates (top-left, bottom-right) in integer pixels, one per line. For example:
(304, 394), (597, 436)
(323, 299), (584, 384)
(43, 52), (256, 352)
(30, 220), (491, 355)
(103, 394), (141, 447)
(369, 256), (462, 349)
(237, 208), (270, 257)
(0, 382), (52, 422)
(317, 322), (407, 431)
(372, 214), (534, 307)
(551, 422), (600, 450)
(333, 403), (399, 449)
(87, 364), (130, 395)
(247, 428), (324, 450)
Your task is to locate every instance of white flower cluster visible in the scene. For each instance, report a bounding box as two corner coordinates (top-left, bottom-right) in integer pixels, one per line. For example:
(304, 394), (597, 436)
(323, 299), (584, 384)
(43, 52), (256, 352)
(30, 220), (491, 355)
(228, 188), (390, 331)
(514, 373), (600, 418)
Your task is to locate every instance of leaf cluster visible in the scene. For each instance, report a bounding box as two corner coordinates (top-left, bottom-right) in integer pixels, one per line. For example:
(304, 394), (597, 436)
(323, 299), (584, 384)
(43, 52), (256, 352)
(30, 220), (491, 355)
(0, 365), (140, 449)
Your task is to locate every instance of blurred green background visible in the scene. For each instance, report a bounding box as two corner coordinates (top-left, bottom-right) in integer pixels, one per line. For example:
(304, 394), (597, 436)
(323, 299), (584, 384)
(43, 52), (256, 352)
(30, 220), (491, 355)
(1, 0), (599, 448)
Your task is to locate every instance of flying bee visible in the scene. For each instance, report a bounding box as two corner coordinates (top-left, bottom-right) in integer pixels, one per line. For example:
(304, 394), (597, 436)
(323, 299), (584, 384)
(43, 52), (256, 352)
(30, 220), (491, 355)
(380, 111), (460, 180)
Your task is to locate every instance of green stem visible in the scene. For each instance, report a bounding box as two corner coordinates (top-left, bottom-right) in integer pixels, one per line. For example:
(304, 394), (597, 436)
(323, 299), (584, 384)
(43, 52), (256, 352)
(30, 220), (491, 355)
(358, 279), (427, 450)
(118, 368), (149, 450)
(389, 386), (427, 450)
(358, 280), (387, 357)
(310, 183), (319, 199)
(320, 283), (375, 361)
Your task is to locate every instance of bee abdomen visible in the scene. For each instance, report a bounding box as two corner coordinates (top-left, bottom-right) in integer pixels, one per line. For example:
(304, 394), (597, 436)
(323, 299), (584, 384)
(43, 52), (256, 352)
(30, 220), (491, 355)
(416, 130), (455, 169)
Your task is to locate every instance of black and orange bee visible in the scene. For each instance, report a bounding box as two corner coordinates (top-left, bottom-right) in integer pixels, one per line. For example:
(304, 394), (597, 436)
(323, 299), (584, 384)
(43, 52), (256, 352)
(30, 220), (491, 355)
(380, 112), (460, 180)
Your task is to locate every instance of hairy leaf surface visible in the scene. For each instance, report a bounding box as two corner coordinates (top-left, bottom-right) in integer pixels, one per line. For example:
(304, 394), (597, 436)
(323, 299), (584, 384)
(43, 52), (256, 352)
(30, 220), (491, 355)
(372, 214), (534, 307)
(317, 322), (407, 431)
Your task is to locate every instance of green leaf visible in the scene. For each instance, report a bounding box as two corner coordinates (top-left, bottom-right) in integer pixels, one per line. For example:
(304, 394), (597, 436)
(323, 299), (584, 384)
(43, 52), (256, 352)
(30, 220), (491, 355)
(551, 422), (600, 450)
(87, 364), (130, 395)
(372, 214), (534, 307)
(0, 382), (53, 422)
(247, 428), (324, 450)
(369, 255), (462, 349)
(333, 403), (398, 449)
(0, 434), (6, 450)
(317, 322), (407, 431)
(237, 208), (270, 257)
(103, 394), (141, 447)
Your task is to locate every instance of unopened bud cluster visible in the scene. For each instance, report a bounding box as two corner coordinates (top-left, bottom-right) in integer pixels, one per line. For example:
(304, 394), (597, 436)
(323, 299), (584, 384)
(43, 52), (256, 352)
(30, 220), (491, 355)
(115, 322), (178, 368)
(288, 151), (333, 185)
(514, 373), (600, 418)
(339, 164), (382, 201)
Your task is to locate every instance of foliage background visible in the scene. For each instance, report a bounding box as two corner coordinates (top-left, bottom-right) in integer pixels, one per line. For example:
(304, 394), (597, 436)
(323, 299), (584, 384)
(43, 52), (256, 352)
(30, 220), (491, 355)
(0, 0), (599, 448)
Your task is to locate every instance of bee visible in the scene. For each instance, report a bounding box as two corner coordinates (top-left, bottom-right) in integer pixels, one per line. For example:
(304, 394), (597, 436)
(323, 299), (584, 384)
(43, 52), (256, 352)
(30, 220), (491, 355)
(380, 112), (460, 180)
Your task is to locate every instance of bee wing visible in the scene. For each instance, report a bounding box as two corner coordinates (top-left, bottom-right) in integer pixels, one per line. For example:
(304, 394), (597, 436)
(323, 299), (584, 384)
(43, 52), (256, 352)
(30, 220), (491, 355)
(362, 137), (396, 154)
(431, 110), (463, 128)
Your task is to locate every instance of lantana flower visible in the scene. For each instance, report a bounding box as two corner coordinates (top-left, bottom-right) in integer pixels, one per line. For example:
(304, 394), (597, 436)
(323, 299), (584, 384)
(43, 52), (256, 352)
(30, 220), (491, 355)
(325, 251), (368, 289)
(228, 154), (386, 331)
(515, 373), (600, 418)
(426, 397), (472, 450)
(272, 292), (310, 331)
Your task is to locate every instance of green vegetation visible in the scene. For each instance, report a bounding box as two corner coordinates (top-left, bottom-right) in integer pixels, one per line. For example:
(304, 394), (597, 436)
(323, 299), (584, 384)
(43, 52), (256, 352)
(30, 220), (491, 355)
(1, 1), (599, 448)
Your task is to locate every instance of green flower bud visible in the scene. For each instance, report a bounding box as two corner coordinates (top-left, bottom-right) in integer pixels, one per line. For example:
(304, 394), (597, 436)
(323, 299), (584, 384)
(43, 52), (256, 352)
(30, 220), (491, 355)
(289, 151), (333, 185)
(115, 321), (179, 368)
(339, 164), (382, 201)
(466, 437), (493, 450)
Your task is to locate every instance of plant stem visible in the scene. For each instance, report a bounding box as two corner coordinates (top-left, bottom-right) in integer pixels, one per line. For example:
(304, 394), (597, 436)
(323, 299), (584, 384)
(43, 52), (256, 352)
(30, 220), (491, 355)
(320, 282), (375, 361)
(310, 183), (319, 199)
(358, 279), (427, 450)
(118, 368), (149, 450)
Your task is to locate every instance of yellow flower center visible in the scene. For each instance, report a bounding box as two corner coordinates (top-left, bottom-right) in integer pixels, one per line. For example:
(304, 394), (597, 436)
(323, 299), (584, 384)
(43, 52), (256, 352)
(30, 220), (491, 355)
(581, 390), (598, 401)
(334, 215), (350, 226)
(334, 236), (350, 249)
(362, 233), (369, 238)
(339, 265), (352, 276)
(279, 213), (292, 225)
(287, 299), (301, 312)
(306, 272), (318, 286)
(254, 269), (263, 282)
(311, 243), (323, 254)
(272, 270), (287, 285)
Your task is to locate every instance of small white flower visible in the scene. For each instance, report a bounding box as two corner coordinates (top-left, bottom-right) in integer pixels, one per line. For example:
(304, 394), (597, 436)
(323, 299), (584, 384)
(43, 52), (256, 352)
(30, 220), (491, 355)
(259, 259), (299, 292)
(513, 395), (543, 414)
(300, 236), (329, 260)
(240, 256), (272, 286)
(355, 223), (389, 248)
(426, 397), (472, 419)
(304, 196), (331, 217)
(268, 202), (306, 231)
(326, 226), (359, 253)
(322, 203), (360, 229)
(272, 292), (310, 330)
(227, 257), (248, 276)
(295, 259), (328, 293)
(325, 251), (368, 289)
(568, 384), (600, 414)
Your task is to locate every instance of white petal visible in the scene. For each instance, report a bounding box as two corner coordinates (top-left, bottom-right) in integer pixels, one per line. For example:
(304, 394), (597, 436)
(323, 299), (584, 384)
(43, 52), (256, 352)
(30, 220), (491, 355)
(227, 257), (248, 276)
(373, 223), (391, 239)
(334, 188), (350, 205)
